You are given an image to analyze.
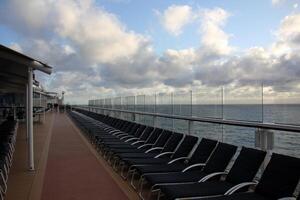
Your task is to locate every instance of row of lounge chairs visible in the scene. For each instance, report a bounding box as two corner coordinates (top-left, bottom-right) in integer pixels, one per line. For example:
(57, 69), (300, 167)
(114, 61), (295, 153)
(68, 108), (300, 200)
(0, 117), (17, 200)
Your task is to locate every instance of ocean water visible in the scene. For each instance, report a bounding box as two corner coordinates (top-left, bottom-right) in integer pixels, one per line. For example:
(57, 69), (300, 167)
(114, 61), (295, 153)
(130, 104), (300, 158)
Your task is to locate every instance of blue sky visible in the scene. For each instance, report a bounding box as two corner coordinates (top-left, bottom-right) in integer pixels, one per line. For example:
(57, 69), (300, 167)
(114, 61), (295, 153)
(0, 0), (300, 103)
(95, 0), (293, 52)
(0, 0), (297, 53)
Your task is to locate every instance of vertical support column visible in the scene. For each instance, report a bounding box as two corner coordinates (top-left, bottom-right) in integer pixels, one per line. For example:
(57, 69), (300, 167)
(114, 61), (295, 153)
(188, 90), (193, 135)
(120, 96), (123, 120)
(221, 86), (224, 142)
(27, 68), (34, 171)
(171, 93), (174, 131)
(255, 128), (274, 169)
(26, 85), (29, 139)
(153, 93), (157, 127)
(133, 96), (136, 122)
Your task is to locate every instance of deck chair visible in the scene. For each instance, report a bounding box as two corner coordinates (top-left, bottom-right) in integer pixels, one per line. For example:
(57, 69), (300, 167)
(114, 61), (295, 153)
(145, 142), (237, 199)
(136, 138), (218, 175)
(197, 153), (300, 200)
(119, 132), (184, 179)
(158, 147), (267, 199)
(128, 135), (198, 188)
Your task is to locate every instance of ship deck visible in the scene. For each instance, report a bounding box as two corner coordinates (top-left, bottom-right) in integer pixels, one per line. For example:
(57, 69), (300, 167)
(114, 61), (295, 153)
(5, 112), (139, 200)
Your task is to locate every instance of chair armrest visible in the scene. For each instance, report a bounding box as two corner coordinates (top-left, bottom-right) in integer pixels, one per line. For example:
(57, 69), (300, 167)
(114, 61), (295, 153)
(109, 130), (120, 133)
(224, 181), (258, 195)
(120, 135), (133, 140)
(168, 157), (189, 164)
(145, 147), (164, 153)
(116, 133), (128, 138)
(125, 137), (139, 142)
(182, 163), (206, 172)
(199, 172), (228, 182)
(111, 131), (122, 135)
(155, 151), (174, 158)
(137, 143), (154, 149)
(131, 140), (145, 145)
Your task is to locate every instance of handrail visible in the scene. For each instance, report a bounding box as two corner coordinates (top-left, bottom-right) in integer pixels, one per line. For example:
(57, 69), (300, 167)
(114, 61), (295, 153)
(74, 105), (300, 133)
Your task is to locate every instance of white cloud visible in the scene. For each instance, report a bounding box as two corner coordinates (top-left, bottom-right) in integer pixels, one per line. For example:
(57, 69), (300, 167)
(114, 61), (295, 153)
(159, 5), (194, 36)
(1, 1), (300, 103)
(271, 13), (300, 55)
(199, 8), (233, 55)
(272, 0), (286, 5)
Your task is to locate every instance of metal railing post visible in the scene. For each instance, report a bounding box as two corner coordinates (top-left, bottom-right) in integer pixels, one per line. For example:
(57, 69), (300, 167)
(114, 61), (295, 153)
(133, 96), (136, 121)
(255, 128), (274, 169)
(171, 93), (174, 131)
(188, 90), (193, 135)
(154, 93), (157, 127)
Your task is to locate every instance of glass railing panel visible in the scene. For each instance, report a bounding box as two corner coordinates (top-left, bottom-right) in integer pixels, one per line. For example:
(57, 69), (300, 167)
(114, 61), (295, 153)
(272, 130), (300, 158)
(192, 87), (223, 118)
(144, 115), (154, 126)
(224, 83), (263, 122)
(145, 94), (155, 113)
(122, 96), (128, 110)
(135, 114), (144, 124)
(174, 91), (191, 116)
(113, 97), (122, 110)
(222, 125), (256, 148)
(156, 117), (173, 131)
(173, 119), (188, 133)
(156, 93), (172, 115)
(99, 99), (104, 108)
(193, 121), (223, 140)
(263, 85), (300, 125)
(127, 96), (135, 111)
(104, 98), (112, 109)
(136, 95), (145, 112)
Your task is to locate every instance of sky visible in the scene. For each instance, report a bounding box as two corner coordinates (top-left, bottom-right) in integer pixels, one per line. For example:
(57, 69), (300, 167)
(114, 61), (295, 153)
(0, 0), (300, 104)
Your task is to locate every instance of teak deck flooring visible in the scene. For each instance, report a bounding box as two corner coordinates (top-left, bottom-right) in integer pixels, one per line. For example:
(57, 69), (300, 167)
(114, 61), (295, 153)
(6, 112), (138, 200)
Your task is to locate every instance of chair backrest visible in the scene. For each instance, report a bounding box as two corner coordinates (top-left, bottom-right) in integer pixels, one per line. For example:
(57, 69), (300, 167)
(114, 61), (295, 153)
(255, 153), (300, 199)
(225, 147), (266, 184)
(123, 122), (135, 132)
(139, 126), (154, 141)
(189, 138), (218, 164)
(153, 130), (172, 147)
(127, 123), (140, 135)
(162, 132), (184, 153)
(117, 120), (128, 130)
(203, 142), (237, 174)
(172, 135), (198, 158)
(134, 125), (146, 137)
(145, 128), (163, 144)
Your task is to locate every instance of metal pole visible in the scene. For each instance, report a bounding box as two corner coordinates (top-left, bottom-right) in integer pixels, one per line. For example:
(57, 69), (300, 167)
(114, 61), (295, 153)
(171, 93), (174, 131)
(26, 84), (29, 139)
(221, 86), (224, 142)
(188, 90), (193, 135)
(28, 68), (34, 170)
(262, 82), (264, 123)
(154, 93), (157, 127)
